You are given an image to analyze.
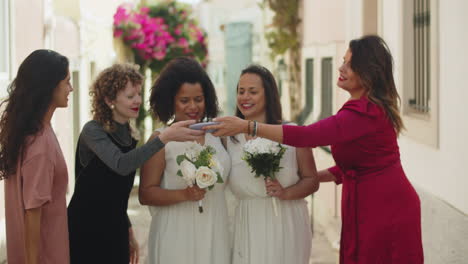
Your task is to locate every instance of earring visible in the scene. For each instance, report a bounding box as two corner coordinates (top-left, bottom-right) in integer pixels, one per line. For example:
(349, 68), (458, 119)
(110, 104), (115, 110)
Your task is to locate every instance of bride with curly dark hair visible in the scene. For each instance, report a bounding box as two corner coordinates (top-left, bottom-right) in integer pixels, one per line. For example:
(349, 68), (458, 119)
(67, 63), (203, 264)
(139, 57), (231, 264)
(0, 49), (72, 264)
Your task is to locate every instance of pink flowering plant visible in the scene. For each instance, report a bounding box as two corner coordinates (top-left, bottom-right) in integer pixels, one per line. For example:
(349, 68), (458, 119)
(113, 1), (208, 73)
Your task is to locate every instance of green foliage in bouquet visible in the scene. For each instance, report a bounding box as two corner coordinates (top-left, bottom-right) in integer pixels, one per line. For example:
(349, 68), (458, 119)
(242, 144), (286, 180)
(175, 145), (213, 167)
(176, 145), (223, 189)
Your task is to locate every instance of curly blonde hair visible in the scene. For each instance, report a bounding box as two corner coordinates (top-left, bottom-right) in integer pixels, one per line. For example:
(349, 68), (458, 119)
(90, 63), (143, 132)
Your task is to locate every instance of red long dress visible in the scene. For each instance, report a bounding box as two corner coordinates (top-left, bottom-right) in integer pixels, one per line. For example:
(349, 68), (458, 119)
(283, 97), (424, 264)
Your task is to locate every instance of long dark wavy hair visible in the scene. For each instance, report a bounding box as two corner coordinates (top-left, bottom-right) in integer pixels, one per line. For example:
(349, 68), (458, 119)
(0, 49), (69, 179)
(349, 35), (404, 134)
(149, 57), (219, 124)
(235, 64), (283, 124)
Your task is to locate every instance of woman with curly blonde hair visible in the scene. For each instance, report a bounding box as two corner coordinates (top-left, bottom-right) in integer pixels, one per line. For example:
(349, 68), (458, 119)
(67, 63), (203, 264)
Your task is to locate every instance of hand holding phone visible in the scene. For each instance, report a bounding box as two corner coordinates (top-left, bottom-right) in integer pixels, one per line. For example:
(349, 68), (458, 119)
(189, 121), (220, 133)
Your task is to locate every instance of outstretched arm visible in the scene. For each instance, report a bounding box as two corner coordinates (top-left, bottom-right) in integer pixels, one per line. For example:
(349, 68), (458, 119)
(208, 107), (377, 148)
(81, 120), (203, 176)
(208, 116), (284, 143)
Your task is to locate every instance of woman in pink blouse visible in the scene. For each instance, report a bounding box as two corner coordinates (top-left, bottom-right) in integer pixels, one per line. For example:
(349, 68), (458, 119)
(0, 50), (72, 264)
(206, 35), (424, 263)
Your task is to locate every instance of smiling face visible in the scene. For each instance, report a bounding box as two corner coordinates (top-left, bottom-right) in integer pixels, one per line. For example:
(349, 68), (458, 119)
(236, 73), (266, 122)
(337, 49), (365, 99)
(173, 82), (206, 122)
(51, 69), (73, 108)
(109, 80), (142, 123)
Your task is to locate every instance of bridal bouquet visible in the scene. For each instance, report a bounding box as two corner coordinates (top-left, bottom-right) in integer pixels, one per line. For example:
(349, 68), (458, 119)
(243, 137), (286, 216)
(177, 142), (224, 213)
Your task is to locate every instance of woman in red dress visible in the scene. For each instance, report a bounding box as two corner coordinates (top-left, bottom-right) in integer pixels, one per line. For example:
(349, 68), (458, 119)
(206, 35), (424, 263)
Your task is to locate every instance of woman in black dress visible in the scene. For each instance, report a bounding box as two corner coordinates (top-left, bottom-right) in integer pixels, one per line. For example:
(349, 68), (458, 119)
(67, 63), (203, 264)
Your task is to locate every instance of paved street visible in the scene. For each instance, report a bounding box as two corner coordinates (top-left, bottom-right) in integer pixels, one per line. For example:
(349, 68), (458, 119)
(128, 187), (338, 264)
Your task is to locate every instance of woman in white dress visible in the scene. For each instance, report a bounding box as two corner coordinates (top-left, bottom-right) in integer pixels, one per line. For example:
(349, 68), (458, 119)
(226, 65), (319, 264)
(139, 57), (231, 264)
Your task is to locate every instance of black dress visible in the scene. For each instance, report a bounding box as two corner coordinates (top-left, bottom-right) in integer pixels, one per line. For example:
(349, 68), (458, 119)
(68, 133), (137, 264)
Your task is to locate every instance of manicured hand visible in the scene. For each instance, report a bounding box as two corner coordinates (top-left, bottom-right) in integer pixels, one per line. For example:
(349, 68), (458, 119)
(184, 185), (206, 201)
(203, 116), (248, 137)
(158, 120), (204, 143)
(265, 178), (286, 199)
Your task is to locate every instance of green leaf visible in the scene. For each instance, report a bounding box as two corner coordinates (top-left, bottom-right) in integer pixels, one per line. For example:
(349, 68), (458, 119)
(208, 185), (214, 191)
(177, 170), (183, 177)
(176, 155), (186, 166)
(216, 173), (224, 183)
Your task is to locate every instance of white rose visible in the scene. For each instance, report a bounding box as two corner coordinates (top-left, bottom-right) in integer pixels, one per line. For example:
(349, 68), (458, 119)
(186, 141), (203, 160)
(180, 160), (197, 186)
(195, 166), (218, 189)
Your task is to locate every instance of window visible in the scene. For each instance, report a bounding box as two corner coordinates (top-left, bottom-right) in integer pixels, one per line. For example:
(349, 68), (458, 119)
(402, 0), (439, 147)
(319, 57), (333, 120)
(410, 0), (431, 113)
(297, 58), (314, 125)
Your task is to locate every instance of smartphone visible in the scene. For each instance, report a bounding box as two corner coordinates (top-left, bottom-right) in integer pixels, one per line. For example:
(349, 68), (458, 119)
(189, 121), (220, 133)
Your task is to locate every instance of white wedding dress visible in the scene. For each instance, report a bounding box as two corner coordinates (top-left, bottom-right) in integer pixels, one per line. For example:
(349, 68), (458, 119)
(147, 130), (231, 264)
(226, 135), (312, 264)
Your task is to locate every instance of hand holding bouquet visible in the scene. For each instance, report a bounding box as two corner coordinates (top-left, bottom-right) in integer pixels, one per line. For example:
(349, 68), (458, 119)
(243, 137), (286, 215)
(177, 142), (224, 213)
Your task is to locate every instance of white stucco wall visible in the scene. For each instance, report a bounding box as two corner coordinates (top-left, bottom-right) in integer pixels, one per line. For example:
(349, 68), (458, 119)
(381, 0), (468, 215)
(78, 0), (127, 126)
(14, 0), (45, 67)
(303, 0), (345, 46)
(430, 0), (468, 213)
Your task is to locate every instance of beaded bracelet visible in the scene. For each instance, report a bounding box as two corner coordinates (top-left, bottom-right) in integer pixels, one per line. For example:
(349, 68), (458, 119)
(252, 121), (258, 137)
(247, 120), (252, 135)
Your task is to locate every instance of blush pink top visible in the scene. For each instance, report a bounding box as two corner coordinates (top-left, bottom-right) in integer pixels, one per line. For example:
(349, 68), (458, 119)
(4, 124), (69, 264)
